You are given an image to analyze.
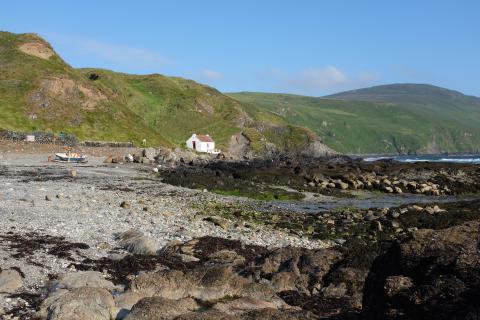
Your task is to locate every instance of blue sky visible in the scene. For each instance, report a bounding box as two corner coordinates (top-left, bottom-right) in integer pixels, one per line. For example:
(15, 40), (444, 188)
(1, 1), (479, 96)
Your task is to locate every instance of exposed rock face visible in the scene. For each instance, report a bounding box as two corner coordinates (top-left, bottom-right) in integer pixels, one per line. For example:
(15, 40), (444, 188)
(29, 77), (107, 113)
(18, 40), (55, 59)
(301, 139), (336, 157)
(362, 220), (480, 320)
(227, 133), (252, 159)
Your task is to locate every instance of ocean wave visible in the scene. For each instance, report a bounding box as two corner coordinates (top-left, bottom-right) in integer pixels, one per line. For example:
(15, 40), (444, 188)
(363, 157), (393, 162)
(438, 158), (480, 163)
(363, 156), (480, 164)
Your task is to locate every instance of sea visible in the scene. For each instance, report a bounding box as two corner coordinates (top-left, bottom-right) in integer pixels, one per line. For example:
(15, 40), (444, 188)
(363, 154), (480, 164)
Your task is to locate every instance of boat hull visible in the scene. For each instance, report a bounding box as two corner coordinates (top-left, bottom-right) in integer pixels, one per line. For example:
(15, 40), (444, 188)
(55, 153), (87, 163)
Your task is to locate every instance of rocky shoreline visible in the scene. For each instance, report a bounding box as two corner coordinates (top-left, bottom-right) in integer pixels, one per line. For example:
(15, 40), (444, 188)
(1, 150), (480, 319)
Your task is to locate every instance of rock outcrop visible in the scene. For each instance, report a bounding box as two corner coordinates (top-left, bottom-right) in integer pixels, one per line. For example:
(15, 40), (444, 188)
(362, 220), (480, 320)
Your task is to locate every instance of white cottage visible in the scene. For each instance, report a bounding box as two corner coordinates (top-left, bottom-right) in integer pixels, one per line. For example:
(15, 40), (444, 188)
(186, 134), (219, 153)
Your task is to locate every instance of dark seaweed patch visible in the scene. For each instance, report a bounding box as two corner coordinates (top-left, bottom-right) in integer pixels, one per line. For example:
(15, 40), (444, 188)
(0, 232), (89, 261)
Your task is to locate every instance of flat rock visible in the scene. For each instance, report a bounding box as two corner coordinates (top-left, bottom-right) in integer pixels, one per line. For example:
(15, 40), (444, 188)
(51, 271), (115, 292)
(125, 297), (199, 320)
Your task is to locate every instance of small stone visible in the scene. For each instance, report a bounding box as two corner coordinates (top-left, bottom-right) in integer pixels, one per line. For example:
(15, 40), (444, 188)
(0, 269), (23, 293)
(370, 220), (383, 232)
(120, 201), (131, 209)
(411, 205), (423, 212)
(393, 187), (403, 194)
(45, 195), (52, 201)
(390, 211), (401, 218)
(390, 220), (400, 228)
(175, 253), (200, 263)
(203, 216), (230, 229)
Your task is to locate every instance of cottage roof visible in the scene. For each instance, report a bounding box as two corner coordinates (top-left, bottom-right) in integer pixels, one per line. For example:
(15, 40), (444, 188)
(196, 134), (214, 142)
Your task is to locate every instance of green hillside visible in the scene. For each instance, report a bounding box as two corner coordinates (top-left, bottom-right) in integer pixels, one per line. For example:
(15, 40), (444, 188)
(229, 86), (480, 154)
(0, 31), (324, 155)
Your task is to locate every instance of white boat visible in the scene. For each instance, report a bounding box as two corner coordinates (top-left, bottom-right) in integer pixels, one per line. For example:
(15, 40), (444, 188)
(54, 151), (87, 163)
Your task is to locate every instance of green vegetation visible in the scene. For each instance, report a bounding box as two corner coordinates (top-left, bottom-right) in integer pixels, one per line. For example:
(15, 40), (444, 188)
(0, 31), (316, 152)
(211, 188), (304, 201)
(4, 30), (479, 155)
(229, 85), (480, 154)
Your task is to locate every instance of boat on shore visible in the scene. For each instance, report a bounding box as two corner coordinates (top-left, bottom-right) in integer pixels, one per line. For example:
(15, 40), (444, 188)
(54, 151), (87, 163)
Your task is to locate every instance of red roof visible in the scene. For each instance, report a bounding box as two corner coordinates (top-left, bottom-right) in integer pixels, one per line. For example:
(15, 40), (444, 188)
(196, 134), (214, 142)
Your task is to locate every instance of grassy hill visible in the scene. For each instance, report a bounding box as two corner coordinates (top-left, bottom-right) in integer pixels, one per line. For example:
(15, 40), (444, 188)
(0, 31), (325, 155)
(229, 85), (480, 154)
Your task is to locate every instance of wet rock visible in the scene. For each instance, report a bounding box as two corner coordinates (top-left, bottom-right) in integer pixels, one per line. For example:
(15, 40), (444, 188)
(115, 229), (158, 255)
(335, 181), (349, 190)
(0, 269), (23, 293)
(258, 247), (343, 294)
(363, 220), (480, 320)
(384, 186), (394, 193)
(410, 205), (423, 212)
(384, 276), (414, 298)
(370, 220), (383, 232)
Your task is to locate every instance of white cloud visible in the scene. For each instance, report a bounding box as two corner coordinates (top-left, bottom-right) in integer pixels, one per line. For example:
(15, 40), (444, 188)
(44, 33), (169, 70)
(286, 66), (348, 91)
(265, 66), (380, 95)
(201, 69), (224, 80)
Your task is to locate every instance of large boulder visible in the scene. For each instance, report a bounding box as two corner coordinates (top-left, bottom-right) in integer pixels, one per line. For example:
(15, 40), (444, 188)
(115, 229), (158, 255)
(142, 148), (158, 161)
(130, 265), (283, 306)
(257, 247), (343, 294)
(37, 286), (115, 320)
(362, 220), (480, 320)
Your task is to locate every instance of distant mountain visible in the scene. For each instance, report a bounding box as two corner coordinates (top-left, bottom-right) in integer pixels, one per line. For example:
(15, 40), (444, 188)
(229, 85), (480, 154)
(326, 83), (480, 109)
(0, 31), (331, 156)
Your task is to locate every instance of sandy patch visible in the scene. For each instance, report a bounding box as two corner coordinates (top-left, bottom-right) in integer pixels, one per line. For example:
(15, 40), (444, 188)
(18, 42), (54, 60)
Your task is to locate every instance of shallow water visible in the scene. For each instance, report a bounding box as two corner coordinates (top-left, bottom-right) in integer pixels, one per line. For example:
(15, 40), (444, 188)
(262, 193), (479, 213)
(363, 154), (480, 164)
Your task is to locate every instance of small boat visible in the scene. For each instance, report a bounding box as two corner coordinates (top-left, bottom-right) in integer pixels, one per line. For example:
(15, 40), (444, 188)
(54, 151), (87, 163)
